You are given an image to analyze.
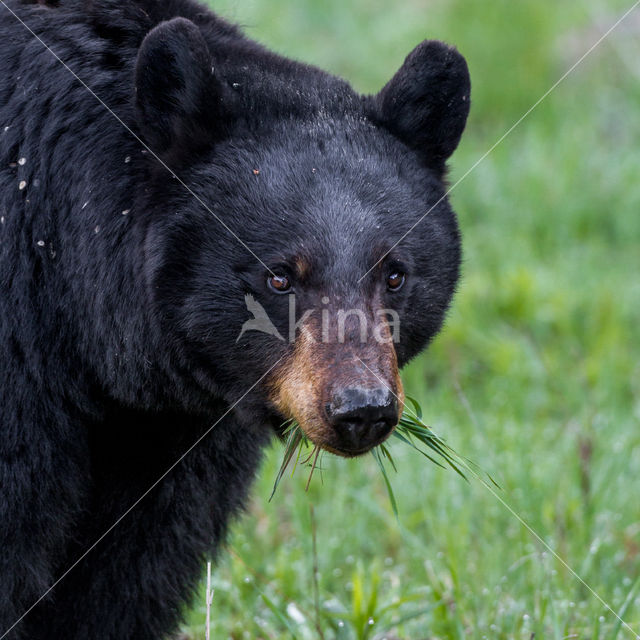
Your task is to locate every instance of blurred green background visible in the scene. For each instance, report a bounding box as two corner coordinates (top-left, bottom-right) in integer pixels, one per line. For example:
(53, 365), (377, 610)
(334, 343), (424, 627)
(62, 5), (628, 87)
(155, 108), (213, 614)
(183, 1), (640, 638)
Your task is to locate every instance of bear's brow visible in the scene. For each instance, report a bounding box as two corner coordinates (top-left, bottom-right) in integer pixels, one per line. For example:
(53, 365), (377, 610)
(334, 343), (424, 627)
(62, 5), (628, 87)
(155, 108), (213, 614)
(293, 255), (311, 280)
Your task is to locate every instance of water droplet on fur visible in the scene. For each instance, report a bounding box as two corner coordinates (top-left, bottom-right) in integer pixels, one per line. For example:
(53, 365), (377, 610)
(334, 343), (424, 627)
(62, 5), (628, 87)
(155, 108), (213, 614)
(124, 156), (131, 163)
(122, 209), (130, 216)
(36, 240), (45, 247)
(94, 226), (100, 234)
(18, 181), (26, 190)
(18, 157), (26, 165)
(82, 201), (89, 210)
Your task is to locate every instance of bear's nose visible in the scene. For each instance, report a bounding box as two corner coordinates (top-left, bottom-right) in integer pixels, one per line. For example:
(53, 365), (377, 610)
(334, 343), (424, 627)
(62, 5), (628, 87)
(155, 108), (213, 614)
(326, 387), (399, 454)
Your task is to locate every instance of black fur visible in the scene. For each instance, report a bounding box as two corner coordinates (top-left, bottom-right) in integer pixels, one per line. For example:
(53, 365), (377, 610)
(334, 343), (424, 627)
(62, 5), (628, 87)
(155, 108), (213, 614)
(0, 1), (470, 637)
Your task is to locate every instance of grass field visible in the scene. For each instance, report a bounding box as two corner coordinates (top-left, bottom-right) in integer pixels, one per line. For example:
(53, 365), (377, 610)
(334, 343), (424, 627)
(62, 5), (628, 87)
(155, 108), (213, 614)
(182, 1), (640, 637)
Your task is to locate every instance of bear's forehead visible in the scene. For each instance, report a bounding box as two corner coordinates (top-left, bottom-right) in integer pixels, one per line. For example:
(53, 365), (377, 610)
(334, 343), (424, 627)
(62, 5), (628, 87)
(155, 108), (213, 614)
(214, 114), (404, 171)
(205, 117), (433, 211)
(187, 115), (443, 273)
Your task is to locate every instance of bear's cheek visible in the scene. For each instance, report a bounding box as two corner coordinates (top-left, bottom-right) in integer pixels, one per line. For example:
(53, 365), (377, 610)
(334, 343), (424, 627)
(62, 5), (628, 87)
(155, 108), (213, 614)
(266, 327), (333, 446)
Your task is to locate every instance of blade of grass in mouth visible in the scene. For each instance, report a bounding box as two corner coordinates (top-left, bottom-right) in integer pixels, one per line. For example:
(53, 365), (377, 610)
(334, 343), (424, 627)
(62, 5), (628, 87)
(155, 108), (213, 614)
(270, 396), (496, 511)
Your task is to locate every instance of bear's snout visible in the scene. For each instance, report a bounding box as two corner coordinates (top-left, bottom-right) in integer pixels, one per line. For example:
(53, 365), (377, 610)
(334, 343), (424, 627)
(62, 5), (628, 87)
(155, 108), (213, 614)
(325, 387), (398, 455)
(267, 311), (404, 456)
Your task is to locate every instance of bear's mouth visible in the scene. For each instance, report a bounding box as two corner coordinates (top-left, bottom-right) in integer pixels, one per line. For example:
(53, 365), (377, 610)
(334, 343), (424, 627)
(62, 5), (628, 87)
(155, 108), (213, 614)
(269, 411), (398, 458)
(316, 441), (389, 458)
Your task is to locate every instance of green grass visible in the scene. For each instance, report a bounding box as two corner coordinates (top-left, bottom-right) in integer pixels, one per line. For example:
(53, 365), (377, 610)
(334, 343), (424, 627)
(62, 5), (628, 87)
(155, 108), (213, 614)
(182, 0), (640, 637)
(269, 402), (474, 516)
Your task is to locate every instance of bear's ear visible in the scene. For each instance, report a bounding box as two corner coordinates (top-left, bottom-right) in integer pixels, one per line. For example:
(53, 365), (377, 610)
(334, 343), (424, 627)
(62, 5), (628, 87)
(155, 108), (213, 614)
(134, 17), (233, 160)
(373, 40), (470, 173)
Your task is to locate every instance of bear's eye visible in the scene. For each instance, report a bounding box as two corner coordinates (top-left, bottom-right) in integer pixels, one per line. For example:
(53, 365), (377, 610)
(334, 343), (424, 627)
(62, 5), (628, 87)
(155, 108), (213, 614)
(387, 271), (406, 291)
(267, 273), (291, 294)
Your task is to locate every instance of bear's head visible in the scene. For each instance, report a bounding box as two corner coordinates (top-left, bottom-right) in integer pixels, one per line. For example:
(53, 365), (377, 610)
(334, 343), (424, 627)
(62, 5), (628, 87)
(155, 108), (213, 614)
(134, 18), (470, 456)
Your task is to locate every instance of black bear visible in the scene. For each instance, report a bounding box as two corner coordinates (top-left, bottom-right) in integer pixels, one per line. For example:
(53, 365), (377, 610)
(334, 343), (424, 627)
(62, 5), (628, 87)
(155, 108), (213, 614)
(0, 0), (470, 637)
